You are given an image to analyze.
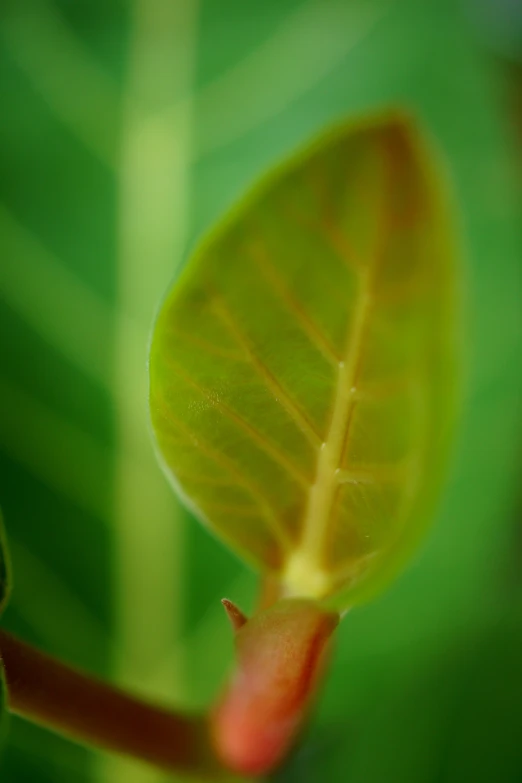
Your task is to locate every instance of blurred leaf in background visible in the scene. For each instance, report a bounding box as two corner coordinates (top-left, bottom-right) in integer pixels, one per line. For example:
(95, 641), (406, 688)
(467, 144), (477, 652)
(0, 2), (521, 783)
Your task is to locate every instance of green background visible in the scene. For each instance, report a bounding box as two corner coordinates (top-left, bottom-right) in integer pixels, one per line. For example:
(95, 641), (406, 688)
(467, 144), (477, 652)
(1, 1), (522, 782)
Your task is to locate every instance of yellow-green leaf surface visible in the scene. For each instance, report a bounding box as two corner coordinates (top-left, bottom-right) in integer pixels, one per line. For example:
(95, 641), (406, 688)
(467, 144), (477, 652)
(149, 111), (458, 610)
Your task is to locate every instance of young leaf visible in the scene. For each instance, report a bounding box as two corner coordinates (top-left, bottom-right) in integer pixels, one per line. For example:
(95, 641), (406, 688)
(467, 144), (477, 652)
(149, 111), (458, 610)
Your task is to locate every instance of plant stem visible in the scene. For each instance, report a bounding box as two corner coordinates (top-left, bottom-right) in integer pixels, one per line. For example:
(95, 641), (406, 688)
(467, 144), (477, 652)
(0, 630), (225, 779)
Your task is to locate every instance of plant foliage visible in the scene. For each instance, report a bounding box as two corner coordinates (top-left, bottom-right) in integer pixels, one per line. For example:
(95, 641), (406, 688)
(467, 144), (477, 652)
(149, 112), (458, 610)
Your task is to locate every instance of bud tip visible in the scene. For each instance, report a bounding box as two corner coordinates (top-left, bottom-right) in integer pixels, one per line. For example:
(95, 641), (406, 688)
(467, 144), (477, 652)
(221, 598), (248, 631)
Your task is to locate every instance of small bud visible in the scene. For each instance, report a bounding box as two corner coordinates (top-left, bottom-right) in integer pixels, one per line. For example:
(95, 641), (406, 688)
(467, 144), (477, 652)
(221, 598), (248, 632)
(212, 598), (339, 776)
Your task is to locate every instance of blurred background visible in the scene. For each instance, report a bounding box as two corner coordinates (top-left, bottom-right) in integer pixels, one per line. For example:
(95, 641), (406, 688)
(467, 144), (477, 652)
(1, 1), (522, 781)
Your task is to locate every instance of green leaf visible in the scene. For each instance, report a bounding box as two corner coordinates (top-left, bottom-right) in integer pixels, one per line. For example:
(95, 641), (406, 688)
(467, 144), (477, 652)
(149, 110), (458, 610)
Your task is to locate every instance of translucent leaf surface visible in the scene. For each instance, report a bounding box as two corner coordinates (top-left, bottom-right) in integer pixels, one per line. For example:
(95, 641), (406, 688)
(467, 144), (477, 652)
(149, 111), (458, 609)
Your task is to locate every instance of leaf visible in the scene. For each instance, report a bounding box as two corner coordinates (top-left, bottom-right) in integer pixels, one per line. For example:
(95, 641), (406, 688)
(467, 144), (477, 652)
(149, 109), (458, 610)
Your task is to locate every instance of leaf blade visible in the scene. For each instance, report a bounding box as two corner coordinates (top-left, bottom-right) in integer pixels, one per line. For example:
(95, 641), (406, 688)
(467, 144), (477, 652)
(150, 109), (458, 608)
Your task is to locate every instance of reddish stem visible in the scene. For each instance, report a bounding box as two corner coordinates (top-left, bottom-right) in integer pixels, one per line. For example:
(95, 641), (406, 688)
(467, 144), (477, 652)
(212, 598), (339, 776)
(0, 630), (225, 778)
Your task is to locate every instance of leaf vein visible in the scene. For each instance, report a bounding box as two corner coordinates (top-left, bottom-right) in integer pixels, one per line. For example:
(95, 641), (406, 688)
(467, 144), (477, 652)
(249, 243), (342, 368)
(211, 291), (323, 449)
(284, 140), (395, 595)
(165, 326), (246, 361)
(154, 398), (294, 552)
(164, 357), (310, 489)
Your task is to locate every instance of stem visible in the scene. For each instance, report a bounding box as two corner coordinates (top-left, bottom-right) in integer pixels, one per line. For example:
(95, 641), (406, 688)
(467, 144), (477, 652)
(0, 631), (225, 779)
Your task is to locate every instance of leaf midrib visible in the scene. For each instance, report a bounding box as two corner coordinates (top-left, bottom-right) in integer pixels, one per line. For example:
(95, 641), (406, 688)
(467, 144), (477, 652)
(283, 137), (393, 597)
(282, 261), (374, 597)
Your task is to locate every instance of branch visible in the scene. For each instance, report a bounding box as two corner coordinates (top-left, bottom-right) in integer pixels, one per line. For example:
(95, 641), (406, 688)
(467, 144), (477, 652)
(0, 630), (225, 779)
